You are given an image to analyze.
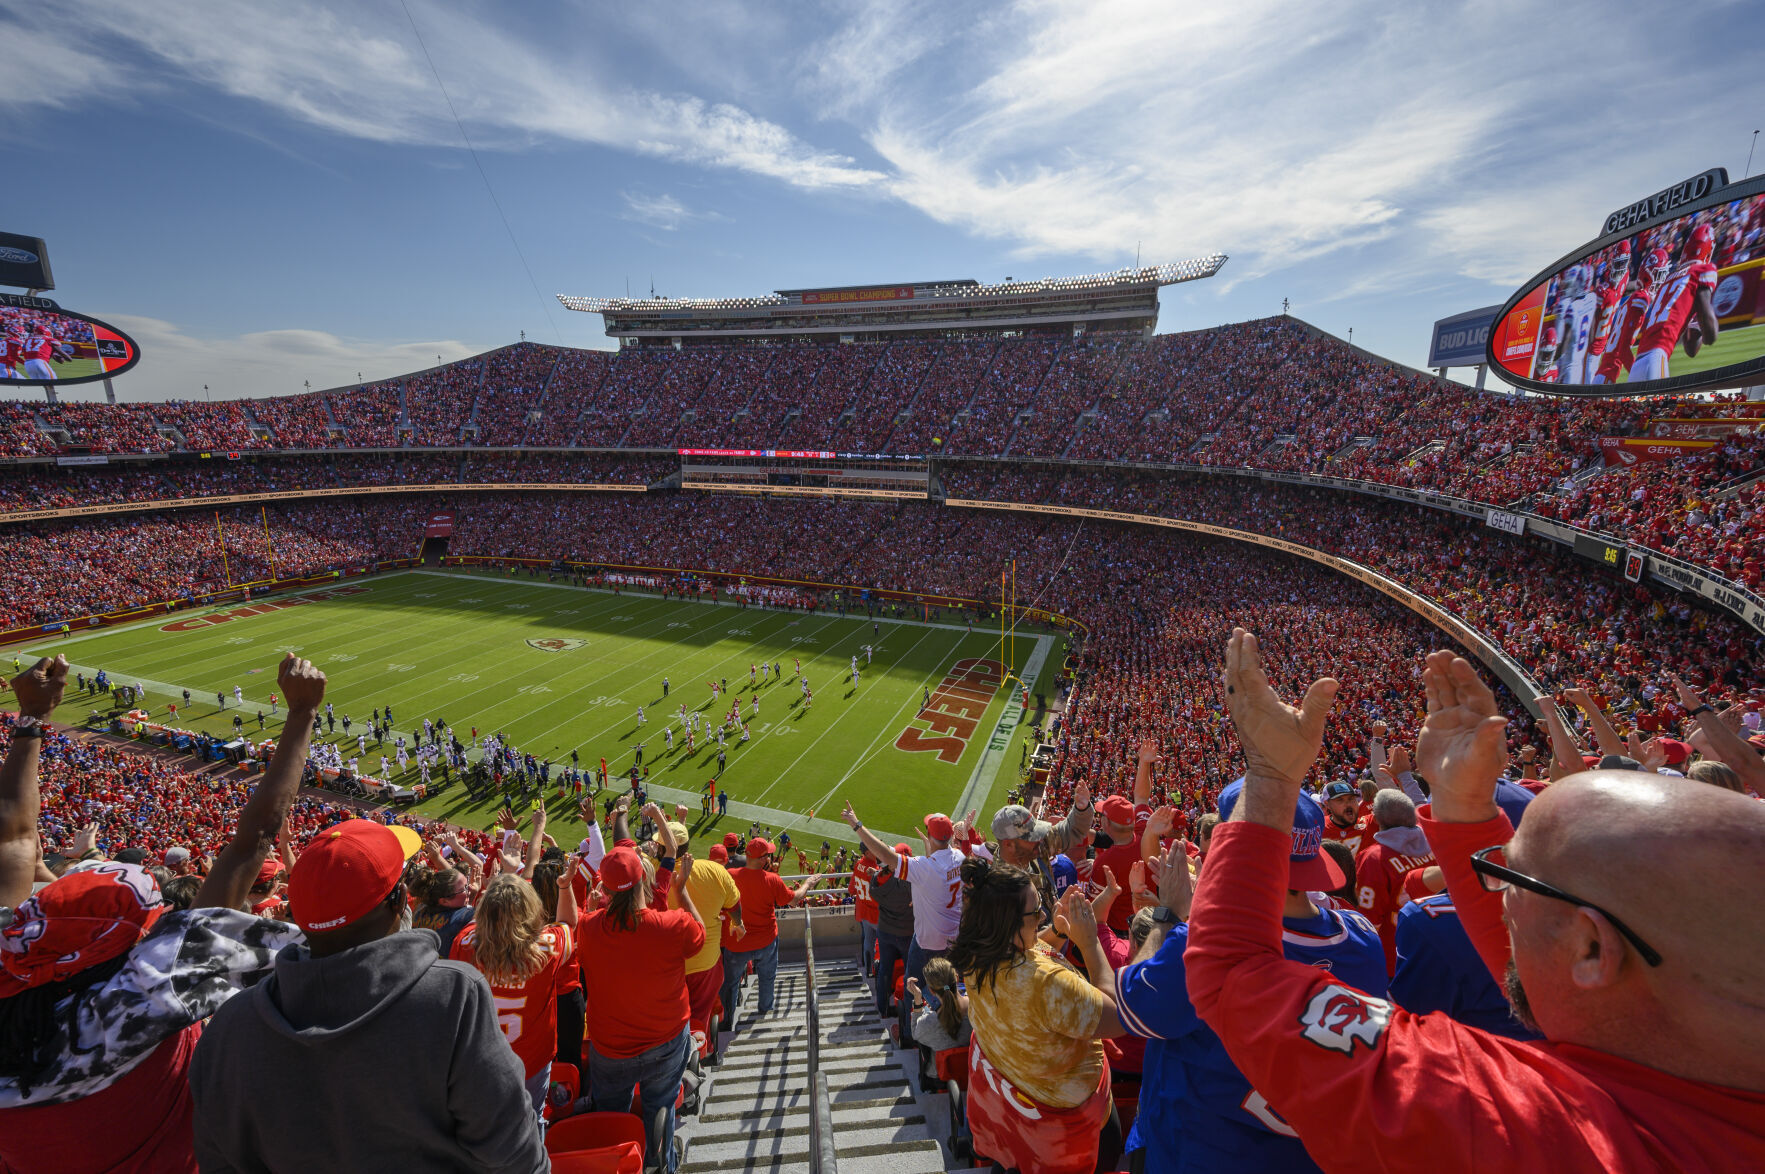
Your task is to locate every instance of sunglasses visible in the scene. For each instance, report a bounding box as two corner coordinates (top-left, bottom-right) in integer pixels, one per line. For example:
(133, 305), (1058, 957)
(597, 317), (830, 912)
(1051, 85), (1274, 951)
(1469, 846), (1662, 968)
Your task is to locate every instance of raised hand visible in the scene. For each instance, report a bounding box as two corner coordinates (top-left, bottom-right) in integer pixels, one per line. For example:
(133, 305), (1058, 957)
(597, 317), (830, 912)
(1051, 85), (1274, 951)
(1416, 651), (1509, 823)
(1388, 744), (1412, 776)
(1054, 884), (1098, 950)
(1072, 779), (1092, 810)
(840, 801), (861, 829)
(1222, 628), (1338, 786)
(1157, 841), (1193, 919)
(12, 655), (68, 719)
(277, 653), (326, 713)
(495, 805), (517, 829)
(1146, 806), (1177, 839)
(1137, 737), (1162, 768)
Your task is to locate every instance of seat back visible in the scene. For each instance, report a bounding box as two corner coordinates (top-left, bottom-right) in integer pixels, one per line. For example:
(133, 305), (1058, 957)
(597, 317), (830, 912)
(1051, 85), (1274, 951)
(934, 1046), (969, 1086)
(546, 1110), (645, 1155)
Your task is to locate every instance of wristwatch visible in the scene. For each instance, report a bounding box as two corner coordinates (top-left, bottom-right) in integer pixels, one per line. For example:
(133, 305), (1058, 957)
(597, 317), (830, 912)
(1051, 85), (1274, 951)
(1150, 906), (1178, 924)
(11, 716), (43, 740)
(1687, 705), (1713, 718)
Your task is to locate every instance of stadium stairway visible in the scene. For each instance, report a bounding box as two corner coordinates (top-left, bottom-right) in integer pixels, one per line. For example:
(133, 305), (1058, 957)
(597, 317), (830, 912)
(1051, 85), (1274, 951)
(681, 956), (960, 1174)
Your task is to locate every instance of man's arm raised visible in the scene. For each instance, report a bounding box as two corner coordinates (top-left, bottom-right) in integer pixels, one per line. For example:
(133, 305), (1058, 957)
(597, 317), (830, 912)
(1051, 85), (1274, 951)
(0, 655), (67, 908)
(194, 654), (325, 911)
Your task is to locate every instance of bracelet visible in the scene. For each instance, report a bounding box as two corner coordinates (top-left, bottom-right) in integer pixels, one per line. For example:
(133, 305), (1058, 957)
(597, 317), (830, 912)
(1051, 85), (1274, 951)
(1688, 705), (1713, 717)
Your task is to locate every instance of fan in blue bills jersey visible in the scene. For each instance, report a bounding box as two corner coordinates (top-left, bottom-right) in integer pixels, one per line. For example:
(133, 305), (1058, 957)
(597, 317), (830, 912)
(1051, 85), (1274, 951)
(1110, 780), (1387, 1174)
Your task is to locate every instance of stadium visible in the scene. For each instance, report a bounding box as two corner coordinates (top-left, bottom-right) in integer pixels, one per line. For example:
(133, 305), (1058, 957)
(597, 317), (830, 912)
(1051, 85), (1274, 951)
(3, 11), (1764, 1174)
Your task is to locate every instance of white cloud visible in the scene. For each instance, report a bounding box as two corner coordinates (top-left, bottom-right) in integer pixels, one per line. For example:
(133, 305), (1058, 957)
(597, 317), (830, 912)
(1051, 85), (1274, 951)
(77, 315), (482, 402)
(1, 0), (887, 191)
(619, 191), (725, 231)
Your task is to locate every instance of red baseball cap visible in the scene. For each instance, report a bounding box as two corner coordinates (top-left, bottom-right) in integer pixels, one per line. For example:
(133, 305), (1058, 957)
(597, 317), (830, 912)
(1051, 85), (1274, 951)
(600, 846), (646, 893)
(923, 813), (954, 841)
(709, 844), (729, 864)
(288, 821), (421, 933)
(255, 857), (286, 887)
(1099, 796), (1135, 826)
(1656, 738), (1692, 766)
(723, 832), (741, 850)
(747, 837), (776, 859)
(894, 843), (912, 857)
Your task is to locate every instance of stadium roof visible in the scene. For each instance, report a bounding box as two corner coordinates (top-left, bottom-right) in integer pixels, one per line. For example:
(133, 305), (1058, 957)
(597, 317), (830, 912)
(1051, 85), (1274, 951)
(557, 254), (1227, 315)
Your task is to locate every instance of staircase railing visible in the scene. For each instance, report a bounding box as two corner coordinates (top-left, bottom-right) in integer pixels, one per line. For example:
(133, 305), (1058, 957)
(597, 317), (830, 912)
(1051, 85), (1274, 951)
(800, 896), (839, 1174)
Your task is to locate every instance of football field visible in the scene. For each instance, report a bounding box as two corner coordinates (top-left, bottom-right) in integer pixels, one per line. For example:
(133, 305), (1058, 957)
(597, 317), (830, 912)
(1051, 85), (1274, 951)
(20, 570), (1064, 850)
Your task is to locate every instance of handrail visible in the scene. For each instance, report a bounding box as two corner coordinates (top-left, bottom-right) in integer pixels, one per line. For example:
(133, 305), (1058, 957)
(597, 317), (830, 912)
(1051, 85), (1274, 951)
(800, 901), (838, 1174)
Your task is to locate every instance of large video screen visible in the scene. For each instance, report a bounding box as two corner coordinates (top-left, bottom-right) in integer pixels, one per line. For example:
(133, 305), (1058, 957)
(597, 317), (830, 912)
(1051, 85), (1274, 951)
(1489, 187), (1765, 394)
(0, 303), (139, 386)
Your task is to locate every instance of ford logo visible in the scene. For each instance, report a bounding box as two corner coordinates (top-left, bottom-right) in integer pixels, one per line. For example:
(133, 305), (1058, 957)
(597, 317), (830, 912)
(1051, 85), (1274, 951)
(0, 247), (39, 264)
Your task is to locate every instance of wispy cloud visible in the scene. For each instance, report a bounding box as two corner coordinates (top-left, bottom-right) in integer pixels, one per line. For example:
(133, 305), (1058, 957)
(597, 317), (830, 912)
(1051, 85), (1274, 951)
(0, 0), (887, 191)
(619, 191), (722, 231)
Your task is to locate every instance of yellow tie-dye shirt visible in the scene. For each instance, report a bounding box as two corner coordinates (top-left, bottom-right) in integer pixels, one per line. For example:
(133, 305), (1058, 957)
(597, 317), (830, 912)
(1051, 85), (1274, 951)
(965, 943), (1108, 1108)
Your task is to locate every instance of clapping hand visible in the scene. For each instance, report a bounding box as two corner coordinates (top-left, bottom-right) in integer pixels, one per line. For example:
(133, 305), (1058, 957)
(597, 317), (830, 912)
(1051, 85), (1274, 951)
(1222, 627), (1338, 789)
(1416, 651), (1509, 823)
(1054, 885), (1098, 950)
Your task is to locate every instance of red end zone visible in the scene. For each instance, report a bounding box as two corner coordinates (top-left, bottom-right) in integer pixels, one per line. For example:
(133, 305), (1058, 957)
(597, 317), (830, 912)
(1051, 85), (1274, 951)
(895, 657), (1005, 764)
(159, 585), (371, 632)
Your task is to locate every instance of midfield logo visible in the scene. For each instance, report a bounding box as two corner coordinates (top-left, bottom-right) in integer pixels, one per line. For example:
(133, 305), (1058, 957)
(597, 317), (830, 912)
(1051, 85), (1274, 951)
(526, 637), (588, 653)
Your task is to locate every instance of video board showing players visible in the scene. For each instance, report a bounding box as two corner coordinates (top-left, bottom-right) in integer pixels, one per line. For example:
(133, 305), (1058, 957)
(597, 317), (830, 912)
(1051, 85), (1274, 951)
(1490, 192), (1765, 394)
(0, 304), (139, 385)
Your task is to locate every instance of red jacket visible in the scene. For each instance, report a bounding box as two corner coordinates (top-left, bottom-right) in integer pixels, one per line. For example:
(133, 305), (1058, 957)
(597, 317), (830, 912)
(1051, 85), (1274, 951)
(1186, 814), (1765, 1173)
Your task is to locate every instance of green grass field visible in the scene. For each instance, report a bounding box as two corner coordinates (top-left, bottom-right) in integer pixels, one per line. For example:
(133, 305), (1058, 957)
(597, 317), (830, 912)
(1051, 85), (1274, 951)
(1618, 317), (1764, 381)
(19, 570), (1066, 853)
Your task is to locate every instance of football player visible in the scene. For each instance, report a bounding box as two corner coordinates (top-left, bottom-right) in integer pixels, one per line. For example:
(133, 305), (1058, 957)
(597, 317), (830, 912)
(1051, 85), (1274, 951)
(1593, 247), (1666, 385)
(1629, 223), (1721, 383)
(1553, 264), (1599, 385)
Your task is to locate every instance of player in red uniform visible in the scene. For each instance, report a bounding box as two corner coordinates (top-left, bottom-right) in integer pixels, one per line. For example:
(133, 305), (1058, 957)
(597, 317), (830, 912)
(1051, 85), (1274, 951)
(1629, 222), (1720, 383)
(1532, 325), (1560, 382)
(1593, 247), (1665, 384)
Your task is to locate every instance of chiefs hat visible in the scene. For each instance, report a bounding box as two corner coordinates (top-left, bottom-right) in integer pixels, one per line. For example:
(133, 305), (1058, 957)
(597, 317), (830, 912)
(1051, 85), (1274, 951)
(255, 856), (286, 888)
(1098, 796), (1136, 827)
(747, 837), (776, 859)
(709, 844), (729, 865)
(600, 846), (647, 893)
(922, 813), (955, 841)
(723, 832), (742, 850)
(1654, 738), (1691, 767)
(1217, 779), (1344, 892)
(288, 821), (421, 933)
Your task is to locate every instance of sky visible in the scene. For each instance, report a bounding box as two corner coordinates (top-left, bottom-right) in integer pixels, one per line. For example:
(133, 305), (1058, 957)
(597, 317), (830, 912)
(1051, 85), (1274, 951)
(3, 0), (1763, 402)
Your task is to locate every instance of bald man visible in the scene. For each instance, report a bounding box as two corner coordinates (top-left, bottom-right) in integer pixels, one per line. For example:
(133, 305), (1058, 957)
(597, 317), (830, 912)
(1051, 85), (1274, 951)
(1186, 632), (1765, 1173)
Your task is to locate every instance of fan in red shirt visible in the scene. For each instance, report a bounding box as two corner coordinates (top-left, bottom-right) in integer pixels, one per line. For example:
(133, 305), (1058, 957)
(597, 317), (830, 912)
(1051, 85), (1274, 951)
(850, 847), (884, 974)
(1319, 780), (1379, 855)
(1189, 632), (1765, 1174)
(576, 842), (705, 1174)
(1091, 738), (1160, 933)
(1353, 789), (1435, 974)
(449, 871), (578, 1110)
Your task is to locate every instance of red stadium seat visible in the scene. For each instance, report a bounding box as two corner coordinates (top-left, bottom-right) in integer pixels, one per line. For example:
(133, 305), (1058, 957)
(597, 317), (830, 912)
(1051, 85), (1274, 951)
(545, 1061), (581, 1121)
(545, 1111), (645, 1174)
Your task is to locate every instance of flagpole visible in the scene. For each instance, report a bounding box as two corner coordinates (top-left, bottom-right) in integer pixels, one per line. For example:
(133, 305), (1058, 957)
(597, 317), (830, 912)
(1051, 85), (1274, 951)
(261, 506), (278, 583)
(215, 511), (231, 590)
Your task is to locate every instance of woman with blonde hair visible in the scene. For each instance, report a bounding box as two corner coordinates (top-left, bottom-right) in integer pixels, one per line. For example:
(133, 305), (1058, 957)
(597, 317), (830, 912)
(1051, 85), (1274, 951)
(449, 864), (577, 1114)
(906, 955), (972, 1053)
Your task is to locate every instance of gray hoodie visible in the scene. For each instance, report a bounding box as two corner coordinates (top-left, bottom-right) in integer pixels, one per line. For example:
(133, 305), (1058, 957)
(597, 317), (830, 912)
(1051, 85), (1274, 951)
(189, 928), (547, 1174)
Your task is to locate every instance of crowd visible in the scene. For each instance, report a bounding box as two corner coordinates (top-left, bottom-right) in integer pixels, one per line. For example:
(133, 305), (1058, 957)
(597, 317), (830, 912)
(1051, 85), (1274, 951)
(1, 472), (1761, 1170)
(7, 321), (1759, 588)
(0, 499), (430, 627)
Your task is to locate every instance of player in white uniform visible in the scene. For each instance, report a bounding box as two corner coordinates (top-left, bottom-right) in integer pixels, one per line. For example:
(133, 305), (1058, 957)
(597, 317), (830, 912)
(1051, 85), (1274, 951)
(1554, 265), (1599, 385)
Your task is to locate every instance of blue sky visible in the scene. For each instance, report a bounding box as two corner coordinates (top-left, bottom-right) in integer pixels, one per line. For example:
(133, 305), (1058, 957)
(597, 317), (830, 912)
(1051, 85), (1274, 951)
(4, 0), (1763, 401)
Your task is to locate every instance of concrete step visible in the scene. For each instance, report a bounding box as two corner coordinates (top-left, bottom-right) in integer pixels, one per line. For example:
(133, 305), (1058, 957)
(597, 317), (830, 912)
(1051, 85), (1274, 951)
(700, 1093), (915, 1125)
(710, 1064), (908, 1097)
(715, 1046), (895, 1076)
(689, 1099), (925, 1143)
(706, 1080), (915, 1117)
(690, 1125), (939, 1167)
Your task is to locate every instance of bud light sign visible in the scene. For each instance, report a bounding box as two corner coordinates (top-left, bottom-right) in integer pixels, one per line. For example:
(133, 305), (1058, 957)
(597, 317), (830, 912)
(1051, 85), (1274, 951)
(1427, 305), (1501, 367)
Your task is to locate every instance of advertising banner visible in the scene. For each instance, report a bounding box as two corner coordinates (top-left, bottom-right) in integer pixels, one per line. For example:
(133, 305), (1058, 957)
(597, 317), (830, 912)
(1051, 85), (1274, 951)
(1485, 509), (1527, 535)
(1428, 305), (1502, 366)
(1596, 436), (1719, 466)
(424, 511), (455, 537)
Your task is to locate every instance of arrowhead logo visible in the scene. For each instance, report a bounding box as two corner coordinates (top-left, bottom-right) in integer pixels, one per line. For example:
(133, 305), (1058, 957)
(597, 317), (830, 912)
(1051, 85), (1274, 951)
(526, 637), (588, 653)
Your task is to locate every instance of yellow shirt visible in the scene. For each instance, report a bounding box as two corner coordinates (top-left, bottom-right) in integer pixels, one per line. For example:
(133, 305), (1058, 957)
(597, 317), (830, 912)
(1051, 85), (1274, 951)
(965, 943), (1107, 1108)
(668, 859), (740, 975)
